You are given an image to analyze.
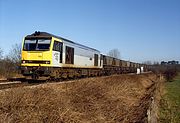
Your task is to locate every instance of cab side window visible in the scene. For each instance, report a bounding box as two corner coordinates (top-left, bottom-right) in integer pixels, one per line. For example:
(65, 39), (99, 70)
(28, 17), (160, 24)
(53, 41), (63, 63)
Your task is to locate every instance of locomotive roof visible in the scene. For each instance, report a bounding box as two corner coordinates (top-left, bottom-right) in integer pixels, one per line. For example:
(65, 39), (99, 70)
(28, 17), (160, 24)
(25, 31), (100, 52)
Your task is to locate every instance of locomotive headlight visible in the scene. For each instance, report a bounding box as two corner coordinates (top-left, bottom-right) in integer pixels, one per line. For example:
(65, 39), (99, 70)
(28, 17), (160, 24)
(46, 61), (50, 64)
(22, 60), (26, 63)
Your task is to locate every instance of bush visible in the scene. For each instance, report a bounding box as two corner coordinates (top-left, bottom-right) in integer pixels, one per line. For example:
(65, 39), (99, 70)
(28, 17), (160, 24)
(0, 44), (21, 78)
(163, 68), (177, 82)
(150, 65), (179, 82)
(0, 58), (20, 78)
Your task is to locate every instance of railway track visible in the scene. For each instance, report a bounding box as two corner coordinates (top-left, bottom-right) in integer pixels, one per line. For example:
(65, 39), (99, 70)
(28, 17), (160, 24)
(0, 76), (81, 90)
(0, 81), (25, 90)
(0, 72), (153, 90)
(0, 78), (47, 90)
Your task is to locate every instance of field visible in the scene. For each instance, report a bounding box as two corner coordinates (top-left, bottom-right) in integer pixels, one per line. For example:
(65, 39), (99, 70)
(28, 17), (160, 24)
(159, 74), (180, 123)
(0, 73), (157, 123)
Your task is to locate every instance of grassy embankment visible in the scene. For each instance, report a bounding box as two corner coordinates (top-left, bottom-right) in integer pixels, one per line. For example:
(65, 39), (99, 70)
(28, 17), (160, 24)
(159, 74), (180, 123)
(0, 74), (156, 123)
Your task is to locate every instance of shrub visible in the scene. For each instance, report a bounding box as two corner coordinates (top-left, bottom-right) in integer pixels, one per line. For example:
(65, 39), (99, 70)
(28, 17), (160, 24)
(163, 68), (177, 82)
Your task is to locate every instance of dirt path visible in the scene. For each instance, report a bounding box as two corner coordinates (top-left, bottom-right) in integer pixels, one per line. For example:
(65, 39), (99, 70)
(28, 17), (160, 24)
(0, 73), (158, 123)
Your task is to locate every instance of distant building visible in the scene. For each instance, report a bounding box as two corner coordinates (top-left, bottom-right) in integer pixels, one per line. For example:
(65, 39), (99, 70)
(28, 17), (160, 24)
(161, 60), (179, 65)
(168, 60), (179, 65)
(161, 61), (167, 65)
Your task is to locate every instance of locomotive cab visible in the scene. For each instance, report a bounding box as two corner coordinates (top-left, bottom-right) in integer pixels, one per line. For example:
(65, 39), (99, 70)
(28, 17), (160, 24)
(22, 37), (52, 65)
(21, 32), (63, 79)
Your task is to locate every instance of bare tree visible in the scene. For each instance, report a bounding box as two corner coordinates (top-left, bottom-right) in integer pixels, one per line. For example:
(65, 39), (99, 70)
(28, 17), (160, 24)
(143, 61), (152, 65)
(0, 47), (3, 60)
(8, 43), (21, 64)
(107, 49), (121, 59)
(0, 45), (21, 78)
(153, 61), (159, 65)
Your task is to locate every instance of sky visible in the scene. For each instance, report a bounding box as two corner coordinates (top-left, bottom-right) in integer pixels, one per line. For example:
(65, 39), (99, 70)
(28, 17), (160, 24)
(0, 0), (180, 63)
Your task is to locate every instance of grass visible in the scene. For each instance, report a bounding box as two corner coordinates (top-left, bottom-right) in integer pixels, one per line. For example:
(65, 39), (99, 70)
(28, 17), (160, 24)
(159, 74), (180, 123)
(0, 74), (156, 123)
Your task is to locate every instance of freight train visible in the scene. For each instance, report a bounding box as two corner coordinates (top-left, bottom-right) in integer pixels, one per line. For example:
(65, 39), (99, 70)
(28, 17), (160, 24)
(21, 31), (148, 79)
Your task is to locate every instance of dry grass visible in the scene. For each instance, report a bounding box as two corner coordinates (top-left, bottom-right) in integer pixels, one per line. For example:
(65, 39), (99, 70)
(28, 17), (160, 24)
(0, 74), (157, 123)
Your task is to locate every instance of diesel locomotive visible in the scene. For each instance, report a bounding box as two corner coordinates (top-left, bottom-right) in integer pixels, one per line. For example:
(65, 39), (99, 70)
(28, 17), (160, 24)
(21, 31), (148, 79)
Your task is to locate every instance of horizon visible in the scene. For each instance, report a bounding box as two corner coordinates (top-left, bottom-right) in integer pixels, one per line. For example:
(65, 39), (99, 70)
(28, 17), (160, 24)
(0, 0), (180, 63)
